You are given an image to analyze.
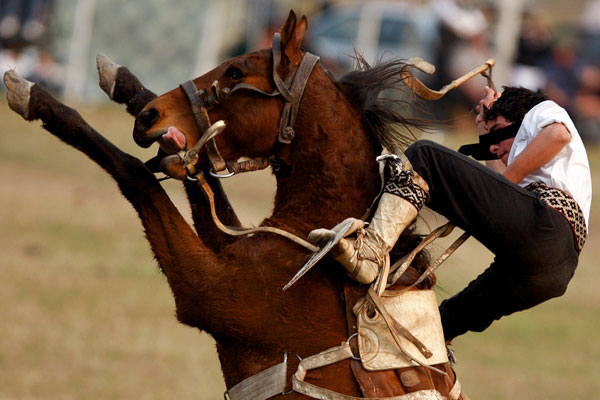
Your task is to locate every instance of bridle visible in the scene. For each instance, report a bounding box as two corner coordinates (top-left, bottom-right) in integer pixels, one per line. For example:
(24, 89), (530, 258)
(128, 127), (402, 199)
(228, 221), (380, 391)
(176, 33), (319, 179)
(145, 32), (323, 253)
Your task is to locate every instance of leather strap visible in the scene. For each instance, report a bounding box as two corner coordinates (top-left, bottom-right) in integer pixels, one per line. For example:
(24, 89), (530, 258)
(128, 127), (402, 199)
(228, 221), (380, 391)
(224, 357), (288, 400)
(193, 171), (318, 252)
(179, 80), (210, 132)
(180, 80), (229, 174)
(205, 137), (228, 173)
(387, 224), (469, 291)
(292, 342), (446, 400)
(270, 33), (293, 101)
(276, 49), (320, 143)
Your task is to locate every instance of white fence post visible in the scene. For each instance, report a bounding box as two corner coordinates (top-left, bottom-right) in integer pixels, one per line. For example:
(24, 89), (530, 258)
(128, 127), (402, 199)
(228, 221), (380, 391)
(492, 0), (526, 87)
(63, 0), (96, 101)
(193, 0), (228, 76)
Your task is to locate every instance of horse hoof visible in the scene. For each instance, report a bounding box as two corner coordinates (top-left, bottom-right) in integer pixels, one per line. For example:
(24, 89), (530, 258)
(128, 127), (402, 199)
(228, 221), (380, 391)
(3, 70), (34, 120)
(96, 53), (120, 100)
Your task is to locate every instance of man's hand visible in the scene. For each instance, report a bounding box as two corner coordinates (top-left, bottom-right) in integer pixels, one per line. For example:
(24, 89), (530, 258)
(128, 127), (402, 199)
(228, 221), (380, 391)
(475, 86), (500, 135)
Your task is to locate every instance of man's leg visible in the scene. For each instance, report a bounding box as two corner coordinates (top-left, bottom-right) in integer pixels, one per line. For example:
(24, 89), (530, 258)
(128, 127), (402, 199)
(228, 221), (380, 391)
(406, 140), (558, 263)
(406, 140), (579, 339)
(439, 252), (577, 340)
(308, 155), (429, 283)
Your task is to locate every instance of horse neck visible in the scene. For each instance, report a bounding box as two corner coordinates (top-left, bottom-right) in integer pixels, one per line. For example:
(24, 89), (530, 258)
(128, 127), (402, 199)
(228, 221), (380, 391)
(268, 78), (382, 233)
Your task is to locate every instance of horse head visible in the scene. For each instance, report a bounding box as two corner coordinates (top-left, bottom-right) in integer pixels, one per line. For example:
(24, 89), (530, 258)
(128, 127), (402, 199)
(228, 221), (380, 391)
(131, 10), (388, 232)
(133, 11), (314, 181)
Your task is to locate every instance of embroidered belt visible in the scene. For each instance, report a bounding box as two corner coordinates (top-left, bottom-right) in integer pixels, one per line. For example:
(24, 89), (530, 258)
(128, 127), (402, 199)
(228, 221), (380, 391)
(525, 181), (586, 252)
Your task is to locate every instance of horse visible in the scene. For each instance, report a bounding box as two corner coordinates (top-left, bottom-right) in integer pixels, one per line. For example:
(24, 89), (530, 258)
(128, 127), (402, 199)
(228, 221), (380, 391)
(4, 10), (465, 399)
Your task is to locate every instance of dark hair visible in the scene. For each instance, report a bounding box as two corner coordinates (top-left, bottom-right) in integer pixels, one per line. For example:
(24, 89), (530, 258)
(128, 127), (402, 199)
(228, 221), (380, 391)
(484, 86), (548, 124)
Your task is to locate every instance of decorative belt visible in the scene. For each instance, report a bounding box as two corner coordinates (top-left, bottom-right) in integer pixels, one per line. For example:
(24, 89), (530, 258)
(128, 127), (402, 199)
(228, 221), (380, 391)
(525, 181), (586, 252)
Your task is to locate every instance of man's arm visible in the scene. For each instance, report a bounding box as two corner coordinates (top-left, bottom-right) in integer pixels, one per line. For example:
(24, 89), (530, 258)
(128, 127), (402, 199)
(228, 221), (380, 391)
(502, 122), (572, 183)
(486, 159), (505, 173)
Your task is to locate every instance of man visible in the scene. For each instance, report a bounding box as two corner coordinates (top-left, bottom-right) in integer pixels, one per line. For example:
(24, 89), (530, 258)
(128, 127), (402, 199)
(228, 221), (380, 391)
(310, 86), (591, 341)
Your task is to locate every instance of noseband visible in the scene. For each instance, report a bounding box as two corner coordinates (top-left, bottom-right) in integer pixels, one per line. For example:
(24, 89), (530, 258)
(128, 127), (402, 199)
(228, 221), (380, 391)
(178, 33), (319, 178)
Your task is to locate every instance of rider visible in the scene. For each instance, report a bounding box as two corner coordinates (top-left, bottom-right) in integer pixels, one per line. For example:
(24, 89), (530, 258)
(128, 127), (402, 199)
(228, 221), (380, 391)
(309, 85), (591, 341)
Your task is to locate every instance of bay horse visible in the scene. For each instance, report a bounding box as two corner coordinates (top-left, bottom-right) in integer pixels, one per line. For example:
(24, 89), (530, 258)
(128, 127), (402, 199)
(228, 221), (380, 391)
(4, 11), (465, 399)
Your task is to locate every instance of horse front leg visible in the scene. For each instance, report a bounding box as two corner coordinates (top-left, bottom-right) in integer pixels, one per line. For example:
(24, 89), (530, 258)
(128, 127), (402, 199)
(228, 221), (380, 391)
(5, 70), (149, 188)
(97, 54), (158, 116)
(97, 55), (242, 251)
(4, 71), (221, 320)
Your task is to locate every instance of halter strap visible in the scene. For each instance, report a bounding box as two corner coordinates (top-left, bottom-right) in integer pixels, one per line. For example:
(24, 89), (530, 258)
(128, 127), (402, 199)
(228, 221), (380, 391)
(271, 32), (293, 101)
(277, 49), (319, 143)
(179, 80), (228, 173)
(178, 33), (320, 177)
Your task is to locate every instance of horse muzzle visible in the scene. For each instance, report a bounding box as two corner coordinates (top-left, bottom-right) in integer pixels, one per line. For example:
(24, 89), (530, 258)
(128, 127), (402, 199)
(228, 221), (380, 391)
(133, 108), (163, 147)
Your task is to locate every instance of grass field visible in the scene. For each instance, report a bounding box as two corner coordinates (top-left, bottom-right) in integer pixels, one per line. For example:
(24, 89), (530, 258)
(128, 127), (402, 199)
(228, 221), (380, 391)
(1, 98), (599, 399)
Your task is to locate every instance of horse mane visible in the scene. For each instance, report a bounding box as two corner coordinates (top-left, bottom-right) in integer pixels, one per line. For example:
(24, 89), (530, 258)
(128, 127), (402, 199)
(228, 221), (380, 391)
(337, 54), (433, 153)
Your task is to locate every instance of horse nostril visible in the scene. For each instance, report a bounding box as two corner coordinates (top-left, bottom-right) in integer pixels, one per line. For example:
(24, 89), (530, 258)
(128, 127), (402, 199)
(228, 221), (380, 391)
(135, 108), (160, 131)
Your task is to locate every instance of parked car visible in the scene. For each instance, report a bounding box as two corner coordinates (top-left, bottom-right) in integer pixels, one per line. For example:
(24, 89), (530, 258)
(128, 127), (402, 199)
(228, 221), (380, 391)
(305, 2), (441, 75)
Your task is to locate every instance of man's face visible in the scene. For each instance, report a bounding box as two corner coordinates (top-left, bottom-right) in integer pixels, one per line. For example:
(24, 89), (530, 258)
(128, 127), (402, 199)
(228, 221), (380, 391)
(490, 137), (515, 165)
(485, 115), (514, 165)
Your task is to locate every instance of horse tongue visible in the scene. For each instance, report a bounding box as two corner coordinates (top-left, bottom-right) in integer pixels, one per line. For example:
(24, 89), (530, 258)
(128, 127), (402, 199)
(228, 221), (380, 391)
(162, 126), (187, 150)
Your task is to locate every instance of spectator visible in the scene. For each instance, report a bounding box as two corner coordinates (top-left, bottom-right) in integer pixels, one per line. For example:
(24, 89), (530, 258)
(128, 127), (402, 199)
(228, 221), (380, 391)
(574, 64), (600, 143)
(538, 32), (582, 114)
(0, 0), (52, 45)
(0, 0), (63, 95)
(511, 11), (552, 90)
(430, 0), (490, 131)
(573, 0), (600, 143)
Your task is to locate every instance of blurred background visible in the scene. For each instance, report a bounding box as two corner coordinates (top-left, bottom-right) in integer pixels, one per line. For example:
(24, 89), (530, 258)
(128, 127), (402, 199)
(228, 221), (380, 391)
(1, 0), (599, 399)
(1, 0), (599, 141)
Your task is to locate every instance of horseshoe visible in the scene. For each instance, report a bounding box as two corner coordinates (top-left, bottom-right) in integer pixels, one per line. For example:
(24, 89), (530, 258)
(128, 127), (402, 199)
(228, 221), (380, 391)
(401, 57), (496, 100)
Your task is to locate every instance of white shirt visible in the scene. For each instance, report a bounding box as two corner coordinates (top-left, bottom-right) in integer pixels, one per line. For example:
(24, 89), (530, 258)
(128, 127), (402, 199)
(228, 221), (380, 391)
(507, 100), (592, 227)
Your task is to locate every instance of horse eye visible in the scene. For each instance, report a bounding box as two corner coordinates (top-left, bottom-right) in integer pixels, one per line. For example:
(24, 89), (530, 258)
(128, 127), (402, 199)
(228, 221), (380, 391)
(226, 66), (244, 80)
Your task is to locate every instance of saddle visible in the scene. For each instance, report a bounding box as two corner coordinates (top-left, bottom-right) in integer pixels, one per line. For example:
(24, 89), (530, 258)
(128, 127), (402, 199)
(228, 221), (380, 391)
(344, 274), (464, 399)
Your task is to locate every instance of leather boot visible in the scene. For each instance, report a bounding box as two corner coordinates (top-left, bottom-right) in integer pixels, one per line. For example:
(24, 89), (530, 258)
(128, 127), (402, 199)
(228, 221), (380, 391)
(309, 163), (429, 284)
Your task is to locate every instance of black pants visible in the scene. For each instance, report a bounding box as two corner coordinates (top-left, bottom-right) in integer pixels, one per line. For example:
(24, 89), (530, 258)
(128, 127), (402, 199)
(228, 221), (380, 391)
(405, 140), (579, 340)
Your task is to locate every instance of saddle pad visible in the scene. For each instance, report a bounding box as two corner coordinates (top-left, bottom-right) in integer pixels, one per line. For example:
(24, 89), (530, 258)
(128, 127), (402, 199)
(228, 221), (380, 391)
(355, 289), (448, 371)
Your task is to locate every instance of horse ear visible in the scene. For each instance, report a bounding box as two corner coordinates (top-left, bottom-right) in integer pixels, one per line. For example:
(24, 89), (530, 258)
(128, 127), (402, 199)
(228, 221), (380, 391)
(280, 10), (297, 47)
(280, 10), (307, 67)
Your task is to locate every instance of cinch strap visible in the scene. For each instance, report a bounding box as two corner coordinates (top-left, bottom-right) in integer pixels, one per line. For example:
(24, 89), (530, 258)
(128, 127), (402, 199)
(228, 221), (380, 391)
(224, 357), (287, 400)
